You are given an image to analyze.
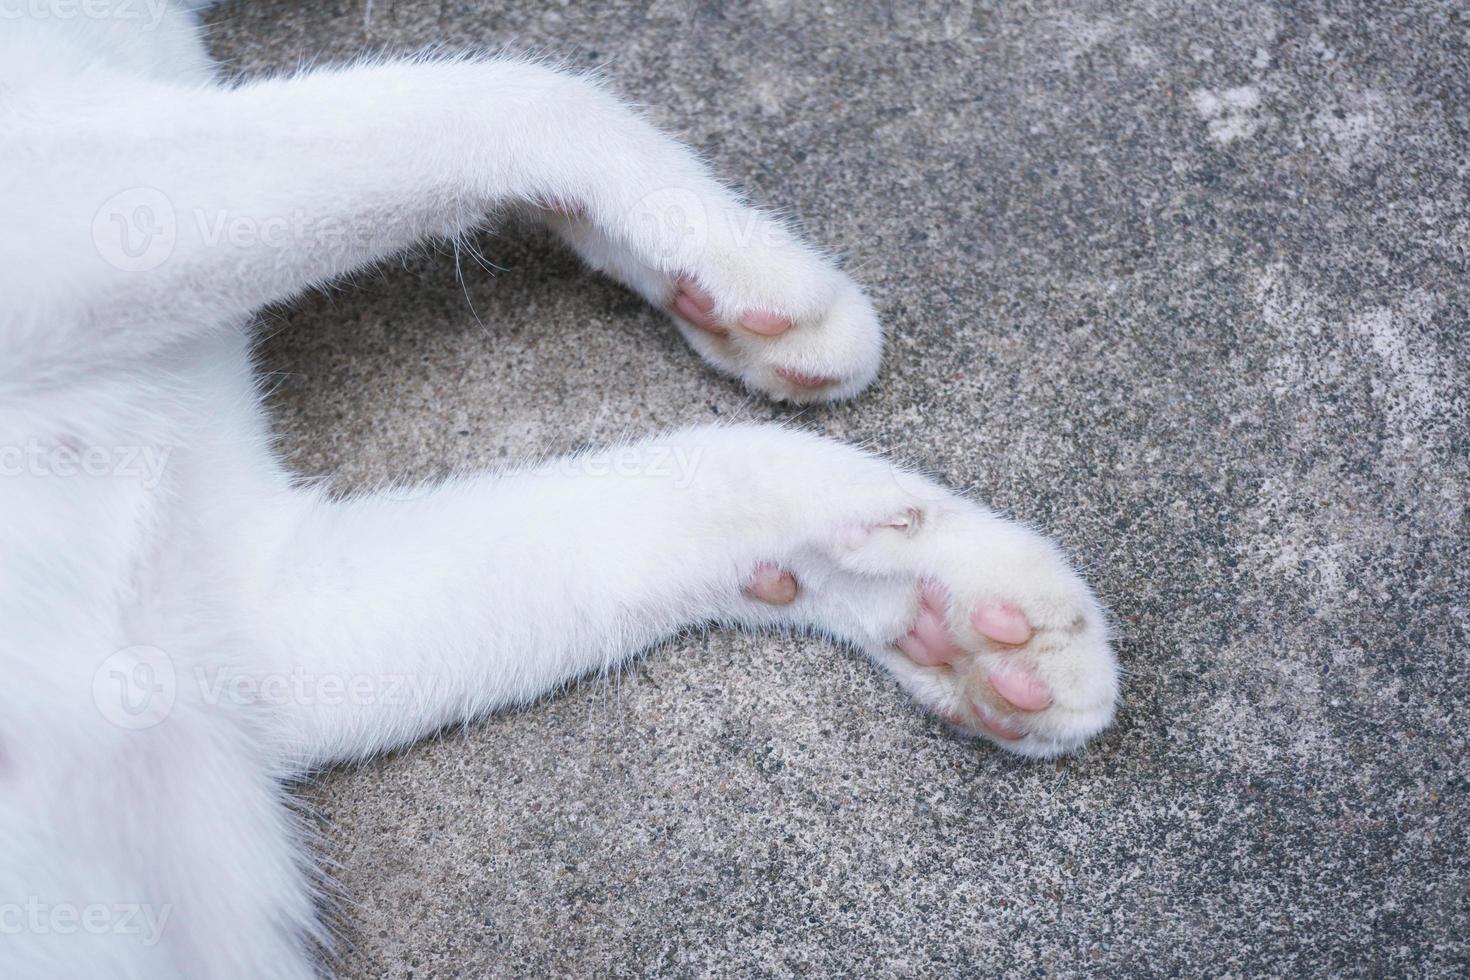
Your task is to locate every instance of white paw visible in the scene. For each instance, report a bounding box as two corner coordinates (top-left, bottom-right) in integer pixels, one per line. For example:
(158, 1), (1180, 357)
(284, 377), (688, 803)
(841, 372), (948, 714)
(750, 489), (1120, 758)
(664, 239), (884, 403)
(550, 202), (883, 403)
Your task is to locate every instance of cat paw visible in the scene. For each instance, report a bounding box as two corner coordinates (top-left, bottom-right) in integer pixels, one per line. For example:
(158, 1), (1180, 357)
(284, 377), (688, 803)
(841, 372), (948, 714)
(546, 191), (882, 402)
(747, 486), (1121, 758)
(678, 425), (1116, 755)
(882, 578), (1115, 757)
(665, 236), (883, 404)
(857, 509), (1120, 758)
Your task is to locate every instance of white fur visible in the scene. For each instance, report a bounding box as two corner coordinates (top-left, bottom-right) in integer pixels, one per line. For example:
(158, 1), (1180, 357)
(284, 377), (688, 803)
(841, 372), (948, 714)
(0, 3), (1120, 976)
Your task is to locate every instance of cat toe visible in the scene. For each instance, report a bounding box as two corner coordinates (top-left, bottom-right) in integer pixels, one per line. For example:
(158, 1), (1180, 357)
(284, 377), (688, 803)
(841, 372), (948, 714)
(895, 582), (961, 666)
(671, 279), (727, 337)
(970, 601), (1034, 647)
(984, 663), (1053, 712)
(772, 366), (836, 390)
(737, 310), (793, 336)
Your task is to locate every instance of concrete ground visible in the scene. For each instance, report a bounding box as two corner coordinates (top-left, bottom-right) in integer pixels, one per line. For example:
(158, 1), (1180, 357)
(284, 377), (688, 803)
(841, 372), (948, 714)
(207, 1), (1468, 976)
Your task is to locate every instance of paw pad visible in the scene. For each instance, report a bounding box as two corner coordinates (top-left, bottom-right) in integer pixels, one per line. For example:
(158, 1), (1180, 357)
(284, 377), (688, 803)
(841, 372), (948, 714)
(744, 562), (798, 605)
(971, 602), (1033, 647)
(984, 664), (1053, 712)
(895, 583), (959, 667)
(773, 366), (833, 390)
(671, 280), (726, 338)
(895, 588), (1060, 739)
(671, 280), (798, 341)
(737, 310), (793, 336)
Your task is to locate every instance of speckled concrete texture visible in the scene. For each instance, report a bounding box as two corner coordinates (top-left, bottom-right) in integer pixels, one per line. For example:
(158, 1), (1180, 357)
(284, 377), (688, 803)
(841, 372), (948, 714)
(205, 1), (1468, 975)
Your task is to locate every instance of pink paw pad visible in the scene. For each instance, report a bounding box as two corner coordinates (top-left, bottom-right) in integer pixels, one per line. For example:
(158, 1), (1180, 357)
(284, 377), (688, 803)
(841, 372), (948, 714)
(744, 562), (798, 605)
(986, 666), (1053, 712)
(773, 366), (834, 390)
(896, 584), (961, 667)
(671, 280), (796, 342)
(970, 601), (1034, 646)
(671, 280), (727, 338)
(738, 309), (794, 336)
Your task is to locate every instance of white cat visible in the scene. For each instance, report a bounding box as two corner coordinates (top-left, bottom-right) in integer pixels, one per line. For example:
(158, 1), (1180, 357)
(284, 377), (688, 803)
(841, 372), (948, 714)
(0, 2), (1120, 976)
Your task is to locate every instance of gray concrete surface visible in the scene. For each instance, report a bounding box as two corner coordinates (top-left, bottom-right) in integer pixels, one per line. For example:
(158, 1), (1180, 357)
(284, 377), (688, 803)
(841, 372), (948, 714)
(206, 1), (1468, 975)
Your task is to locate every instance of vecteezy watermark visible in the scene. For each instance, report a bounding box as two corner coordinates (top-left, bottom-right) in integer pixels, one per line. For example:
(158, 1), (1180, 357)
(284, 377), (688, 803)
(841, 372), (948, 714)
(195, 666), (433, 711)
(92, 181), (805, 275)
(540, 443), (705, 489)
(382, 441), (707, 503)
(92, 644), (439, 729)
(92, 187), (177, 273)
(92, 645), (177, 730)
(627, 186), (711, 265)
(92, 188), (400, 273)
(621, 186), (805, 266)
(0, 899), (172, 948)
(0, 0), (169, 27)
(0, 440), (170, 489)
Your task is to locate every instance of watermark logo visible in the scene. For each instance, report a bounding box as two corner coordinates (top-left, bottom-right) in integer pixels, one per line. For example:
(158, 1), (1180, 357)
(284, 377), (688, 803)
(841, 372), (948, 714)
(382, 443), (706, 503)
(0, 0), (169, 26)
(91, 188), (405, 273)
(89, 182), (804, 275)
(92, 187), (176, 273)
(0, 899), (171, 948)
(543, 443), (704, 488)
(621, 186), (801, 267)
(628, 186), (711, 264)
(0, 440), (171, 489)
(92, 645), (176, 730)
(92, 644), (439, 729)
(196, 666), (432, 711)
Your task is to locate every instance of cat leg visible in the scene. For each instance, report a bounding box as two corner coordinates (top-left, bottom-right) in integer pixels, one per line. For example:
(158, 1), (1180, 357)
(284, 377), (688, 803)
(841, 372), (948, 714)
(229, 424), (1118, 772)
(0, 368), (322, 979)
(0, 639), (320, 979)
(5, 56), (879, 400)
